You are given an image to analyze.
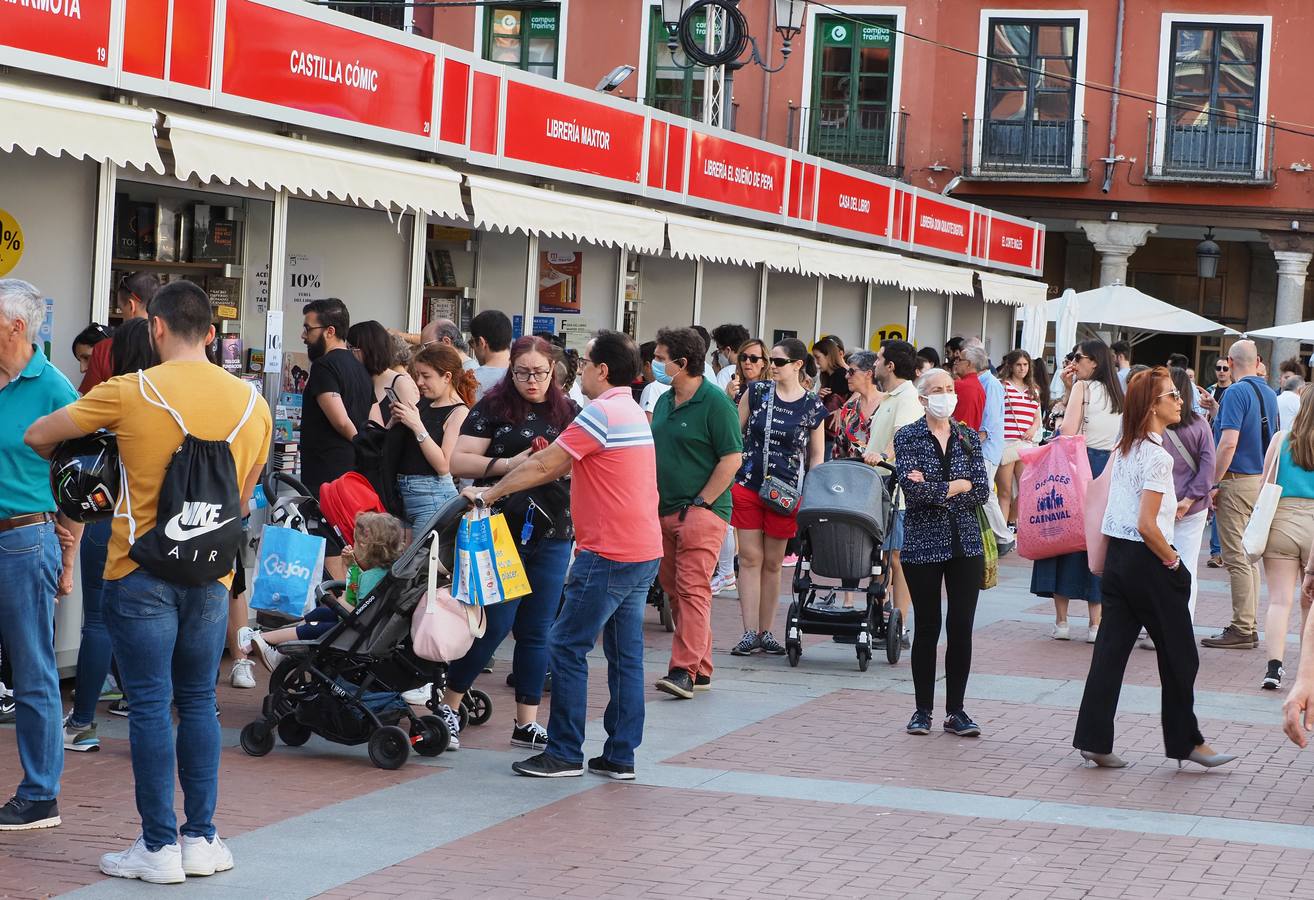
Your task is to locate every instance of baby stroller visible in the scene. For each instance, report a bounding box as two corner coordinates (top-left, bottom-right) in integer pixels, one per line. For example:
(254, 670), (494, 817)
(239, 495), (476, 769)
(785, 459), (902, 672)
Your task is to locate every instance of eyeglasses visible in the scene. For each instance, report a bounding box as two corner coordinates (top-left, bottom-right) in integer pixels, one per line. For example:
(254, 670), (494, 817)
(769, 357), (795, 368)
(738, 353), (763, 364)
(301, 324), (326, 335)
(512, 368), (552, 383)
(845, 367), (863, 377)
(1215, 365), (1230, 372)
(1071, 353), (1089, 362)
(1158, 388), (1182, 400)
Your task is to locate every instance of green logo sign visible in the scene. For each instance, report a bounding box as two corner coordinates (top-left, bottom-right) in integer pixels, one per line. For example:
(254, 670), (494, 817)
(829, 24), (848, 43)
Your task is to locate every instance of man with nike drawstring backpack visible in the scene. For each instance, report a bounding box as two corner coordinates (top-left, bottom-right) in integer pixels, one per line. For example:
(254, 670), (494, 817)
(26, 281), (271, 885)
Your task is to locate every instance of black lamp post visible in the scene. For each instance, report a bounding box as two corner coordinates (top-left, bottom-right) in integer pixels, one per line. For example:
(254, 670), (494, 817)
(660, 0), (807, 72)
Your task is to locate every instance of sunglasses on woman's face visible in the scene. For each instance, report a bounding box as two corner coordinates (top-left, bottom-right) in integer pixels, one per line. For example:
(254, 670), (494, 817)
(1158, 388), (1182, 400)
(738, 353), (763, 364)
(845, 367), (862, 377)
(770, 357), (794, 368)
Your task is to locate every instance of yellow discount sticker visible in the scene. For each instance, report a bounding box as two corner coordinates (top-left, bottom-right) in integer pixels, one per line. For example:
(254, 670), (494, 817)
(868, 323), (907, 350)
(0, 208), (23, 278)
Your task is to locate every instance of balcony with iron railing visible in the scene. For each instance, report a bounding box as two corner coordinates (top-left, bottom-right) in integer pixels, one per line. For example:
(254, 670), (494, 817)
(961, 116), (1088, 182)
(1144, 111), (1275, 184)
(786, 104), (907, 179)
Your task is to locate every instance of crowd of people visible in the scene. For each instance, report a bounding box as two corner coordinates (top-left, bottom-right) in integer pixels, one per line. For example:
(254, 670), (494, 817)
(4, 269), (1314, 882)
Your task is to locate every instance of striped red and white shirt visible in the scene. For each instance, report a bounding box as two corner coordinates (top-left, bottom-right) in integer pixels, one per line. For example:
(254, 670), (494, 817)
(1003, 381), (1041, 442)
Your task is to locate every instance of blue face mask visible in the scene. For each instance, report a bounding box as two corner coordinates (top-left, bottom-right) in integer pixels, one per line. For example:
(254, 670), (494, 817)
(652, 359), (676, 385)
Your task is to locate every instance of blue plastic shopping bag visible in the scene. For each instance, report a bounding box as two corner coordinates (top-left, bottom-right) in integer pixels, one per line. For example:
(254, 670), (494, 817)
(250, 524), (327, 617)
(452, 508), (530, 607)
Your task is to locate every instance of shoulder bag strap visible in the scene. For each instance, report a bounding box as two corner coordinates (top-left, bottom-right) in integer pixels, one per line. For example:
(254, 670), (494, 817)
(1262, 430), (1286, 485)
(762, 382), (775, 479)
(1244, 378), (1273, 450)
(1164, 427), (1198, 475)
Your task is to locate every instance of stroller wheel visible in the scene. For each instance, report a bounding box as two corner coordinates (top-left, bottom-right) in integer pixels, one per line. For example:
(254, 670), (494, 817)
(412, 715), (451, 757)
(368, 725), (411, 770)
(240, 721), (274, 757)
(857, 646), (871, 672)
(786, 645), (801, 667)
(465, 688), (493, 726)
(277, 717), (312, 747)
(886, 608), (904, 665)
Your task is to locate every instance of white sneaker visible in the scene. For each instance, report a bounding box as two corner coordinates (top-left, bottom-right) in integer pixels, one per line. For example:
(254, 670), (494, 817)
(438, 703), (461, 751)
(181, 834), (234, 877)
(229, 659), (256, 689)
(100, 837), (186, 884)
(1087, 626), (1100, 644)
(402, 684), (433, 706)
(1137, 629), (1156, 651)
(248, 632), (287, 674)
(1051, 622), (1070, 641)
(236, 626), (257, 654)
(710, 574), (737, 595)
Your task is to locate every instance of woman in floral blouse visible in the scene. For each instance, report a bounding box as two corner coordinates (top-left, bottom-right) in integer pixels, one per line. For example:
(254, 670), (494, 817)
(834, 350), (886, 463)
(895, 367), (990, 739)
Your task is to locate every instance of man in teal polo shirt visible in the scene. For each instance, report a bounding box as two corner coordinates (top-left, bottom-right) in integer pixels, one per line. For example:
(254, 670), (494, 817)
(650, 327), (743, 699)
(0, 279), (80, 831)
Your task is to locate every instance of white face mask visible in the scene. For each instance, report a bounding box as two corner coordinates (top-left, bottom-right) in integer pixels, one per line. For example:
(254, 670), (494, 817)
(925, 394), (958, 420)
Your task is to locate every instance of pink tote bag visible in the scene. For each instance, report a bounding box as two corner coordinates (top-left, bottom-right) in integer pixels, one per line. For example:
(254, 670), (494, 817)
(1015, 436), (1093, 561)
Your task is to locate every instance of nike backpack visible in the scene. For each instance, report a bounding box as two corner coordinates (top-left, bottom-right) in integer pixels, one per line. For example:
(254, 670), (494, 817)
(124, 371), (261, 586)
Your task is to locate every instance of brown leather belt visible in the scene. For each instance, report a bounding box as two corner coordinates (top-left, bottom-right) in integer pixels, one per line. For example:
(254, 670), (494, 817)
(0, 512), (54, 533)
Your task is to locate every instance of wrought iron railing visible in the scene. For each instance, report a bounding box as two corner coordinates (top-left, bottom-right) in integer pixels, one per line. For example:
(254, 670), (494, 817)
(1144, 111), (1274, 183)
(786, 105), (907, 178)
(962, 117), (1087, 180)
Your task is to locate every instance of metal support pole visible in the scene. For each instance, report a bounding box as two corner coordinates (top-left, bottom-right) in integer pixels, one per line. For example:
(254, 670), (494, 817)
(812, 276), (824, 344)
(265, 188), (291, 411)
(945, 294), (955, 346)
(692, 258), (705, 326)
(756, 263), (769, 337)
(91, 162), (118, 324)
(407, 212), (426, 333)
(862, 282), (873, 351)
(614, 246), (629, 331)
(523, 233), (539, 332)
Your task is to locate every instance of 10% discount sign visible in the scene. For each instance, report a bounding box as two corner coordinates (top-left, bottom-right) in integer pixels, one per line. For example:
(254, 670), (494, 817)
(0, 208), (23, 277)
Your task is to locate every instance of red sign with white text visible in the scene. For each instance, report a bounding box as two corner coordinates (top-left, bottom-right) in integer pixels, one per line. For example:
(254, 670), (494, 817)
(221, 0), (434, 137)
(987, 216), (1037, 269)
(911, 195), (973, 256)
(501, 81), (646, 185)
(0, 0), (112, 68)
(686, 132), (787, 216)
(816, 166), (892, 238)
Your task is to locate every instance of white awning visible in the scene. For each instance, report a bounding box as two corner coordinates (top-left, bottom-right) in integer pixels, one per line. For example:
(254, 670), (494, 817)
(898, 258), (975, 295)
(796, 238), (902, 284)
(665, 213), (801, 271)
(466, 175), (666, 254)
(164, 114), (465, 217)
(0, 83), (162, 172)
(978, 270), (1049, 307)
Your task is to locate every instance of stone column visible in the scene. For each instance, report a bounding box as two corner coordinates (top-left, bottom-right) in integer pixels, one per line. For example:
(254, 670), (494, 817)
(1076, 221), (1158, 286)
(1270, 248), (1312, 375)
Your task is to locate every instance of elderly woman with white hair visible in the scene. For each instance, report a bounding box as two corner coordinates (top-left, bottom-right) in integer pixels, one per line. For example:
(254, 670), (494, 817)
(893, 368), (990, 739)
(0, 278), (81, 831)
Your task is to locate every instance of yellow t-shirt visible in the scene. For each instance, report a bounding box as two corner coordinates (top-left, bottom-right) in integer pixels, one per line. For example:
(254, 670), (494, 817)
(68, 361), (272, 587)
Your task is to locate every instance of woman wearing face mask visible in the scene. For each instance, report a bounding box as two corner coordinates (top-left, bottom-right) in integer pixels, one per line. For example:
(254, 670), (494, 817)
(1032, 340), (1124, 644)
(448, 336), (579, 753)
(389, 343), (477, 534)
(729, 339), (826, 657)
(895, 368), (991, 738)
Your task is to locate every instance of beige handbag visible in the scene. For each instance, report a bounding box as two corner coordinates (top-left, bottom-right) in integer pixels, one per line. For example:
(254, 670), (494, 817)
(1243, 431), (1285, 562)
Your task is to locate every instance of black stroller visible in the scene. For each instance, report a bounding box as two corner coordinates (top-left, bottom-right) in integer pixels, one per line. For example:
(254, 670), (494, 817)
(785, 459), (903, 671)
(239, 495), (481, 769)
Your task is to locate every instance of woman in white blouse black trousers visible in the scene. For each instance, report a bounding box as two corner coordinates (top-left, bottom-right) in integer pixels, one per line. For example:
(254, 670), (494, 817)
(1074, 367), (1239, 771)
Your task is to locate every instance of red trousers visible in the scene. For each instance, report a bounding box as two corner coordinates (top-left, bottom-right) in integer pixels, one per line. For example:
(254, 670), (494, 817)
(658, 507), (728, 678)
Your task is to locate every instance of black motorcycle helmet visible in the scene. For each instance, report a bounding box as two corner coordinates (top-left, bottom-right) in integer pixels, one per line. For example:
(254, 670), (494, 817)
(50, 431), (120, 523)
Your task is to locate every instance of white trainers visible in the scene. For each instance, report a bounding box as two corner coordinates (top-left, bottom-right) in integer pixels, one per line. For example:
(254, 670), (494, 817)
(243, 631), (286, 674)
(1051, 622), (1070, 641)
(438, 703), (461, 751)
(1087, 626), (1100, 644)
(100, 837), (186, 884)
(236, 626), (257, 654)
(181, 834), (234, 877)
(402, 684), (434, 706)
(710, 574), (737, 595)
(229, 659), (256, 689)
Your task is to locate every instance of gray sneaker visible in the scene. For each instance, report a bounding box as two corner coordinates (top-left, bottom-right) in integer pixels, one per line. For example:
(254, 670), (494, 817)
(758, 631), (786, 655)
(730, 630), (760, 656)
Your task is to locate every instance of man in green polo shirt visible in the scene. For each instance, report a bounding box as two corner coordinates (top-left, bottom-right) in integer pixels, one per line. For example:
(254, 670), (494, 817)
(650, 327), (743, 699)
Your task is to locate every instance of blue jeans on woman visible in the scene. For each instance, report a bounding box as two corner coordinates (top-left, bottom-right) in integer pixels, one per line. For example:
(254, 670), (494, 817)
(69, 518), (112, 728)
(0, 521), (62, 801)
(546, 551), (660, 768)
(103, 568), (229, 851)
(446, 537), (573, 706)
(397, 474), (459, 535)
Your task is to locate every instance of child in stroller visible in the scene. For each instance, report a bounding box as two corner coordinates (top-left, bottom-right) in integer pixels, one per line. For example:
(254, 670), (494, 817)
(239, 496), (472, 769)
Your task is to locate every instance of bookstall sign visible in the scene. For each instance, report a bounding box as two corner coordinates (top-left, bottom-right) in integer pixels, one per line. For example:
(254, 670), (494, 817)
(285, 255), (324, 305)
(0, 208), (24, 277)
(0, 0), (114, 71)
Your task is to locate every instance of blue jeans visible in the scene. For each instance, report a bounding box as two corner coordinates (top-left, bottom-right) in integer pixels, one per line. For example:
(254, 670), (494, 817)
(1209, 515), (1221, 557)
(546, 551), (660, 768)
(70, 518), (113, 727)
(0, 522), (62, 801)
(397, 474), (458, 534)
(446, 537), (573, 706)
(104, 569), (229, 851)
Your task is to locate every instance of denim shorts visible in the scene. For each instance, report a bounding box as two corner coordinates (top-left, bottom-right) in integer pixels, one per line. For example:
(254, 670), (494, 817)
(397, 474), (459, 534)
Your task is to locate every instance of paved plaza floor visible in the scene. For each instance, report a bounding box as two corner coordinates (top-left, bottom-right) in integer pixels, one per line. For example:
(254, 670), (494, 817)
(3, 549), (1314, 899)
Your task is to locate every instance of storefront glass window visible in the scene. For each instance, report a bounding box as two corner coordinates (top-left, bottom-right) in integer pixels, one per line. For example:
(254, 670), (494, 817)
(326, 0), (406, 31)
(808, 16), (896, 168)
(983, 19), (1078, 169)
(646, 7), (706, 121)
(1167, 24), (1262, 173)
(485, 5), (560, 78)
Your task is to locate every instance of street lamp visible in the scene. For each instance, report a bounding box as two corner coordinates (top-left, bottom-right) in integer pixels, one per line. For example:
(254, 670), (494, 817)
(1196, 228), (1221, 279)
(661, 0), (808, 71)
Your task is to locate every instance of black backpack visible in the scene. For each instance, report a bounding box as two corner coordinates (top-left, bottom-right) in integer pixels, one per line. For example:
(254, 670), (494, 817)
(125, 372), (261, 586)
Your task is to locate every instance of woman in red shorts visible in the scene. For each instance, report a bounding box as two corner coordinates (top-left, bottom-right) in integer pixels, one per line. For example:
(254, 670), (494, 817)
(730, 338), (826, 656)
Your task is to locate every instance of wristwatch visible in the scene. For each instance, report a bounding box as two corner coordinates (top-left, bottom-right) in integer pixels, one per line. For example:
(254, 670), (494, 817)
(416, 430), (430, 444)
(691, 496), (711, 510)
